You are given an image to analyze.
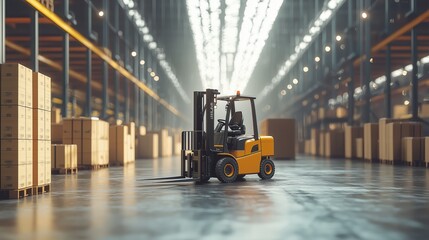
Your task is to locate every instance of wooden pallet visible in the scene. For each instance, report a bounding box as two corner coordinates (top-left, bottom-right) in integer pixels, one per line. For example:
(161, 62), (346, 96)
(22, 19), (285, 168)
(32, 184), (51, 195)
(78, 164), (109, 170)
(52, 168), (78, 175)
(0, 187), (33, 200)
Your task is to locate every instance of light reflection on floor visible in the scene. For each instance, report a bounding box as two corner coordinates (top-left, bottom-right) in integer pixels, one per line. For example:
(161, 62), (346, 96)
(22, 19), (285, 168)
(1, 156), (429, 239)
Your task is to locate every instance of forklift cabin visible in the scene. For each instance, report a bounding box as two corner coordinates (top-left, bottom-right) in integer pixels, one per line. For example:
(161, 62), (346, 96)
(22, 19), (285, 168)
(181, 89), (275, 183)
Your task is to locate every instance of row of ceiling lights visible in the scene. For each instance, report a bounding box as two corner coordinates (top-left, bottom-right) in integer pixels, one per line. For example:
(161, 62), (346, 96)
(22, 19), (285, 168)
(187, 0), (284, 94)
(116, 0), (190, 103)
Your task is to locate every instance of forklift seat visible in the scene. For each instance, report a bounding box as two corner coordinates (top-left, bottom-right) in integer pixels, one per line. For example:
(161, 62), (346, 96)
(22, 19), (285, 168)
(228, 111), (245, 137)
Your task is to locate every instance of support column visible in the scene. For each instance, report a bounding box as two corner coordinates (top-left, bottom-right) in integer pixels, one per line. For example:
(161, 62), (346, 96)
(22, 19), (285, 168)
(363, 0), (371, 123)
(384, 0), (392, 118)
(411, 27), (418, 120)
(85, 1), (92, 117)
(347, 0), (355, 126)
(0, 0), (4, 64)
(31, 10), (39, 71)
(101, 0), (109, 119)
(114, 1), (120, 121)
(124, 18), (130, 124)
(62, 0), (70, 118)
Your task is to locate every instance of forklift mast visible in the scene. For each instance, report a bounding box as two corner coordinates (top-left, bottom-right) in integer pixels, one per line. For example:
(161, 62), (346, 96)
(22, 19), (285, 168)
(193, 89), (219, 153)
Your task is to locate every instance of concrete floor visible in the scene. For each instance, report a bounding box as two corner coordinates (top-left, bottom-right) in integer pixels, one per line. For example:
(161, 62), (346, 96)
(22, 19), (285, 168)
(1, 156), (429, 240)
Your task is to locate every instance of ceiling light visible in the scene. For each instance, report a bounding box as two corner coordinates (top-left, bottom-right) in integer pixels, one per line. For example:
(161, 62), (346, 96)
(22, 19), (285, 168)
(336, 35), (342, 41)
(287, 84), (292, 90)
(402, 70), (407, 76)
(369, 57), (374, 63)
(325, 46), (331, 52)
(404, 100), (410, 106)
(361, 12), (368, 19)
(98, 11), (104, 17)
(280, 90), (286, 96)
(293, 78), (299, 85)
(150, 72), (156, 77)
(131, 51), (137, 57)
(303, 66), (309, 72)
(315, 56), (321, 62)
(140, 60), (145, 65)
(154, 76), (159, 81)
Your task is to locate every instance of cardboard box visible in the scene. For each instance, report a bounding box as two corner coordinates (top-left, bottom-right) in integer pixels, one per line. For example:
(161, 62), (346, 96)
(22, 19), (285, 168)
(402, 137), (424, 163)
(33, 108), (45, 139)
(1, 63), (26, 106)
(45, 140), (51, 163)
(385, 122), (420, 162)
(25, 107), (33, 139)
(26, 163), (33, 187)
(379, 119), (402, 160)
(54, 145), (71, 169)
(44, 110), (51, 140)
(82, 119), (97, 139)
(25, 67), (33, 108)
(1, 164), (26, 189)
(1, 105), (26, 139)
(356, 138), (363, 159)
(45, 160), (51, 184)
(72, 119), (82, 139)
(44, 75), (51, 111)
(139, 126), (147, 136)
(26, 139), (33, 165)
(324, 130), (345, 158)
(33, 140), (45, 186)
(310, 129), (319, 156)
(62, 118), (73, 140)
(345, 126), (363, 159)
(138, 133), (159, 158)
(319, 131), (325, 157)
(393, 105), (408, 119)
(364, 123), (379, 160)
(0, 139), (26, 165)
(51, 123), (63, 144)
(32, 72), (45, 110)
(425, 138), (429, 164)
(260, 119), (296, 159)
(52, 108), (62, 123)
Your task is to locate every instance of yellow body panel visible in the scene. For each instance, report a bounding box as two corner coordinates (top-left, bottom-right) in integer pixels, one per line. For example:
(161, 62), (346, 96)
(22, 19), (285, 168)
(235, 152), (262, 174)
(260, 136), (274, 157)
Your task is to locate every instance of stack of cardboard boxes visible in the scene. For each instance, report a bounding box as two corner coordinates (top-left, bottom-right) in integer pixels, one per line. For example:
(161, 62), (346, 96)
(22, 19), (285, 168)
(0, 64), (33, 191)
(363, 123), (379, 161)
(260, 119), (296, 159)
(158, 129), (172, 157)
(137, 131), (159, 159)
(324, 129), (345, 158)
(51, 144), (77, 173)
(344, 126), (363, 159)
(385, 121), (421, 163)
(32, 72), (52, 186)
(63, 118), (109, 168)
(109, 122), (136, 165)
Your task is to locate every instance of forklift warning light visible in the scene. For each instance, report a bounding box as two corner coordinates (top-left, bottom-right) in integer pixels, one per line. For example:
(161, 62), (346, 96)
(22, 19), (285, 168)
(236, 91), (241, 96)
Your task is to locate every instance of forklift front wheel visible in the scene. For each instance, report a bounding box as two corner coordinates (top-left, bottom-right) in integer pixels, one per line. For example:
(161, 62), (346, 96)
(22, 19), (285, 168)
(258, 159), (275, 180)
(215, 157), (238, 183)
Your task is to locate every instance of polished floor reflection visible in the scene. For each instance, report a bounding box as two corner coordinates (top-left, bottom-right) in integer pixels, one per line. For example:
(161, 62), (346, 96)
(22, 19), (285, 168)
(1, 156), (429, 240)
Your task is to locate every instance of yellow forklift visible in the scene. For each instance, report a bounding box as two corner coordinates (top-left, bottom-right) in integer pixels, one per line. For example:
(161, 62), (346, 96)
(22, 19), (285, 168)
(179, 89), (275, 183)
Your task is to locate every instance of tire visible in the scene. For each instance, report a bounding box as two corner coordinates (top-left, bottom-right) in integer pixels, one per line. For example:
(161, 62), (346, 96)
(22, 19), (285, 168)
(258, 159), (275, 180)
(215, 157), (239, 183)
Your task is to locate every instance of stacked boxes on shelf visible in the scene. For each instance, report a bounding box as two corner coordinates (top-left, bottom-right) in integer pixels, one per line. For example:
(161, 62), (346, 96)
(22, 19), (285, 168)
(402, 137), (425, 165)
(63, 118), (109, 169)
(310, 129), (319, 156)
(51, 144), (78, 174)
(378, 118), (402, 161)
(32, 72), (52, 187)
(0, 64), (33, 193)
(109, 122), (136, 165)
(260, 118), (296, 159)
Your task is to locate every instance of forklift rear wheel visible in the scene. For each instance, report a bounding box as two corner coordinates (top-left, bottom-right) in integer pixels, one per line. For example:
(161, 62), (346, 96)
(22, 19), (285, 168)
(258, 159), (275, 180)
(215, 157), (238, 183)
